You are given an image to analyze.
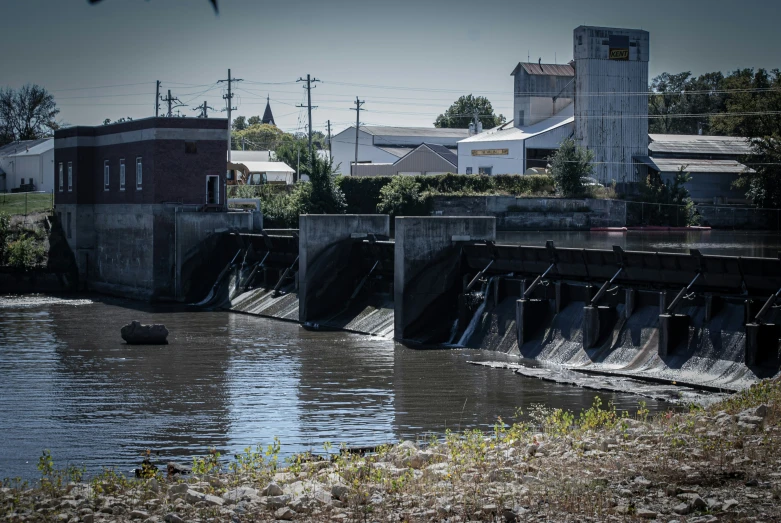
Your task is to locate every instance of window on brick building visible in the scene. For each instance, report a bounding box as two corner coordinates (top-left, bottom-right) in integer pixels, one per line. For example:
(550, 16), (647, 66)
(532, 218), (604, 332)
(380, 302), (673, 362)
(58, 163), (63, 192)
(119, 158), (126, 191)
(136, 157), (142, 190)
(104, 160), (110, 191)
(67, 162), (73, 192)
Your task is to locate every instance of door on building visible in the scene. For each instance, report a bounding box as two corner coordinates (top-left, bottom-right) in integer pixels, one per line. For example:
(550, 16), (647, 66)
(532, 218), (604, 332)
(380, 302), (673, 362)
(206, 175), (220, 205)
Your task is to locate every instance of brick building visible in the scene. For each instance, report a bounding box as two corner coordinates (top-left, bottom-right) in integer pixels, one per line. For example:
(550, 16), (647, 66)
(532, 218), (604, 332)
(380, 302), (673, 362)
(54, 117), (256, 300)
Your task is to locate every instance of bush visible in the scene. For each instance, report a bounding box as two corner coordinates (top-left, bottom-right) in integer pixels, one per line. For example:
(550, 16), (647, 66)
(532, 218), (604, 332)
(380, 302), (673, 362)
(377, 176), (429, 217)
(0, 212), (9, 264)
(7, 234), (44, 269)
(549, 138), (593, 197)
(336, 176), (391, 214)
(629, 167), (700, 226)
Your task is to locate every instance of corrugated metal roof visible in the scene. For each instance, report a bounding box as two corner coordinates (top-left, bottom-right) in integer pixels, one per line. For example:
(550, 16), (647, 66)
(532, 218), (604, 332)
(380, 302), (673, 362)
(511, 62), (575, 77)
(229, 150), (272, 162)
(360, 126), (470, 138)
(0, 138), (50, 157)
(460, 105), (575, 143)
(377, 146), (414, 158)
(422, 143), (458, 167)
(634, 155), (750, 174)
(648, 134), (752, 156)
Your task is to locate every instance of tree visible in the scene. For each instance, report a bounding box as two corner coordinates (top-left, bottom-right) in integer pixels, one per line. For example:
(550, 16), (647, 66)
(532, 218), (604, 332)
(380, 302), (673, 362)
(247, 115), (262, 126)
(634, 167), (699, 226)
(0, 84), (59, 146)
(434, 94), (505, 129)
(710, 68), (781, 138)
(103, 117), (133, 125)
(274, 138), (311, 176)
(735, 135), (781, 207)
(232, 123), (290, 151)
(232, 116), (247, 131)
(548, 138), (593, 197)
(376, 176), (427, 217)
(649, 72), (726, 135)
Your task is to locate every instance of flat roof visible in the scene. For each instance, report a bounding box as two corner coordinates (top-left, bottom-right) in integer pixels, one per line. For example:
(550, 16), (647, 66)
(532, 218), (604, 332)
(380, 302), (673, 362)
(649, 134), (752, 156)
(459, 104), (575, 144)
(635, 155), (750, 174)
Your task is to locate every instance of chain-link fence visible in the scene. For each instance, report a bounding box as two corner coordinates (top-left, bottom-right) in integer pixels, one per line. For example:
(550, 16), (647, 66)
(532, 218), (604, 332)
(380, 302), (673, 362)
(0, 191), (54, 217)
(623, 199), (781, 230)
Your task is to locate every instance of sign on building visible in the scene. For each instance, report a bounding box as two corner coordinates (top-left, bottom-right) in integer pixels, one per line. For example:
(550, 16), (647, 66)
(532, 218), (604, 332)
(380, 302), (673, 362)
(471, 149), (509, 156)
(608, 34), (629, 61)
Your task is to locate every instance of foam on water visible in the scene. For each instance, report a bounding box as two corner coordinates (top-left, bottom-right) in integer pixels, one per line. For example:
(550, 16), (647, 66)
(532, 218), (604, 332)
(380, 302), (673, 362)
(0, 295), (93, 308)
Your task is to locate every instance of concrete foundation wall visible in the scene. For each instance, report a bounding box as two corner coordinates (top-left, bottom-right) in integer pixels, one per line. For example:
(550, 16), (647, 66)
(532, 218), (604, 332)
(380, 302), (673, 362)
(430, 196), (627, 230)
(394, 216), (496, 340)
(298, 214), (390, 322)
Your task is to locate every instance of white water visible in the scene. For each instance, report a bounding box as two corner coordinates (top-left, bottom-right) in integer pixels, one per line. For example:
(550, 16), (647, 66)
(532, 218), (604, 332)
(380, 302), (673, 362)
(0, 295), (92, 308)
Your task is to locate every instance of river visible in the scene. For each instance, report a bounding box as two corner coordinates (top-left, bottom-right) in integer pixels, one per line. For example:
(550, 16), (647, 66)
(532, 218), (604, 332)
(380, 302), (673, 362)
(0, 295), (663, 481)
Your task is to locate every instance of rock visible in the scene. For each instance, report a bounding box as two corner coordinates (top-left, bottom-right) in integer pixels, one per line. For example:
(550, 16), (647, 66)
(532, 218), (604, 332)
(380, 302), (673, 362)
(166, 462), (191, 476)
(262, 482), (284, 497)
(754, 404), (769, 417)
(163, 514), (184, 523)
(723, 499), (739, 511)
(634, 476), (652, 487)
(167, 484), (188, 497)
(404, 451), (433, 469)
(121, 320), (169, 345)
(82, 514), (94, 523)
(267, 495), (291, 509)
(673, 502), (692, 515)
(222, 486), (259, 504)
(129, 510), (149, 519)
(274, 507), (296, 520)
(636, 508), (658, 519)
(184, 489), (224, 506)
(331, 485), (350, 501)
(482, 504), (498, 515)
(691, 495), (707, 510)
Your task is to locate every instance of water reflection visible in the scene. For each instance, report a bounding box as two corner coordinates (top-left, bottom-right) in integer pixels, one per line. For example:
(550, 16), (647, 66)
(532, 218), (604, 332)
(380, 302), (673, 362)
(0, 298), (662, 480)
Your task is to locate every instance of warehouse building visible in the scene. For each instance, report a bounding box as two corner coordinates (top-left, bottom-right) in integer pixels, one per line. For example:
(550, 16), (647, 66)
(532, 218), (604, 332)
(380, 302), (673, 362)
(351, 143), (458, 176)
(331, 126), (468, 175)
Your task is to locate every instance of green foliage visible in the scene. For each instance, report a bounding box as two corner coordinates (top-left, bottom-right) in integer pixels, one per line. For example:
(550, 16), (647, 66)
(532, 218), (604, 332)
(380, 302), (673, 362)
(232, 123), (290, 151)
(549, 138), (593, 197)
(7, 233), (44, 269)
(434, 94), (505, 129)
(631, 167), (700, 226)
(337, 173), (555, 214)
(649, 68), (781, 137)
(735, 135), (781, 207)
(303, 155), (347, 215)
(0, 212), (9, 263)
(376, 176), (428, 217)
(36, 450), (84, 496)
(232, 115), (247, 131)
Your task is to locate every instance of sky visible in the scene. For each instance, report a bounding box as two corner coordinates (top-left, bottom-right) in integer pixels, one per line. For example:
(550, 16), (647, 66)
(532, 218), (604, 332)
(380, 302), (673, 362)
(3, 0), (781, 137)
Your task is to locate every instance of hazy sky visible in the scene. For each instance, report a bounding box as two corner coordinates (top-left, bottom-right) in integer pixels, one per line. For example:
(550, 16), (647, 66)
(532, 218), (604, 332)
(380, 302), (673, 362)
(4, 0), (780, 136)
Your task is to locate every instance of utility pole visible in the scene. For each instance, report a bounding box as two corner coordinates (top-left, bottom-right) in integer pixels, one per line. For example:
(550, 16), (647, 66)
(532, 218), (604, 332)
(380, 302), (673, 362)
(160, 90), (185, 118)
(219, 68), (243, 160)
(155, 80), (161, 117)
(326, 119), (332, 161)
(296, 74), (320, 173)
(192, 101), (215, 118)
(351, 97), (364, 175)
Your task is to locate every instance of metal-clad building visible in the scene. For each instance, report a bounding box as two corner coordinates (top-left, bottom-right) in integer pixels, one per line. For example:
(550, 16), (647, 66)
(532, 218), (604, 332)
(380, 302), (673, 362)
(574, 26), (649, 184)
(511, 62), (574, 128)
(351, 143), (457, 176)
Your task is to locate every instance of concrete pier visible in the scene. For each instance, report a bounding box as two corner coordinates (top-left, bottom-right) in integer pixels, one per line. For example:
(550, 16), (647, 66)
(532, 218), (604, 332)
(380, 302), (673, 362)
(582, 305), (618, 349)
(658, 313), (690, 358)
(298, 214), (390, 323)
(394, 216), (495, 341)
(746, 323), (780, 366)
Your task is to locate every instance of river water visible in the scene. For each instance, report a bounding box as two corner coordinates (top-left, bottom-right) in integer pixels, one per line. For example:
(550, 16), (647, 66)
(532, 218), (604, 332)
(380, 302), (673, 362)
(0, 295), (662, 480)
(2, 230), (777, 480)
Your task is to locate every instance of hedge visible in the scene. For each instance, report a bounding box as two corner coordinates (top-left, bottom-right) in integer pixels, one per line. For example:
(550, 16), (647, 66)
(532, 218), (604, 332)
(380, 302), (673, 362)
(336, 173), (554, 214)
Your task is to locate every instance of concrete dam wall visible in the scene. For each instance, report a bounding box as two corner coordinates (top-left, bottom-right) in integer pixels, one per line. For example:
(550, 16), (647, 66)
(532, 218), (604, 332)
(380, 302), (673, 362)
(193, 215), (781, 393)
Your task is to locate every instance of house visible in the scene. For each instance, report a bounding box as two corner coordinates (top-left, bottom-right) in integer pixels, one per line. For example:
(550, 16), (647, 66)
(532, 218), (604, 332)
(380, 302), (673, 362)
(331, 125), (468, 175)
(634, 134), (753, 203)
(0, 138), (54, 193)
(54, 116), (255, 300)
(351, 143), (458, 176)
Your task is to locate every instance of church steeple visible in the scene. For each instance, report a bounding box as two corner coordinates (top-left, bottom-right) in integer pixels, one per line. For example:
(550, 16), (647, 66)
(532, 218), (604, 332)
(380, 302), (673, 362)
(261, 95), (275, 126)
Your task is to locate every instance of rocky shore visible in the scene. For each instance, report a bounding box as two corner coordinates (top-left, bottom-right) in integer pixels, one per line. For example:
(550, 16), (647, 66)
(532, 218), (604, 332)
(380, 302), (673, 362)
(3, 378), (780, 523)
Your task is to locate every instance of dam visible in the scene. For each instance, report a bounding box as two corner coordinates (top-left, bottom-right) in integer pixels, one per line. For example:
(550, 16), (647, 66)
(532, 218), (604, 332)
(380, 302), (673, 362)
(193, 214), (781, 394)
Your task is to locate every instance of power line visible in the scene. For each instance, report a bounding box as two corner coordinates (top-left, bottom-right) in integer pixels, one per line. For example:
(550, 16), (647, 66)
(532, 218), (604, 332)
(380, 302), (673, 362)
(160, 89), (186, 118)
(193, 101), (217, 118)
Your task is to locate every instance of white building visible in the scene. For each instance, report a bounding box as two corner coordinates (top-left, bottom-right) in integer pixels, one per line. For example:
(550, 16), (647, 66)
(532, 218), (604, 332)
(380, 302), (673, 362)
(457, 26), (650, 185)
(330, 126), (468, 175)
(0, 138), (55, 193)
